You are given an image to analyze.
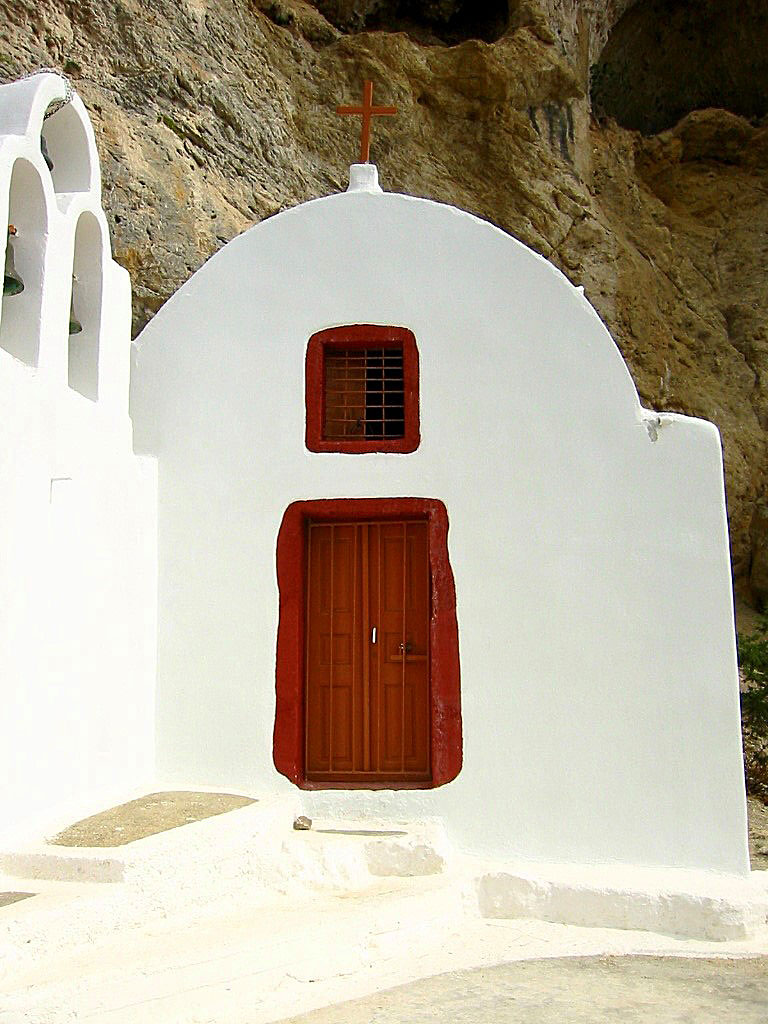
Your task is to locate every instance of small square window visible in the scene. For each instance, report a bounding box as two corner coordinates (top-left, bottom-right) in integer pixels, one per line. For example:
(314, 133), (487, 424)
(306, 326), (420, 454)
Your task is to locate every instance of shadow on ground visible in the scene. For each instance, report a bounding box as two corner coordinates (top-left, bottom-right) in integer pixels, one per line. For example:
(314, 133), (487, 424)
(50, 791), (256, 847)
(278, 955), (768, 1023)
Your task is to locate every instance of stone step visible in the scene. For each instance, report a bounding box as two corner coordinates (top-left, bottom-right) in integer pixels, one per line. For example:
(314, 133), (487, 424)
(5, 789), (765, 948)
(475, 861), (768, 941)
(0, 799), (450, 891)
(0, 857), (461, 974)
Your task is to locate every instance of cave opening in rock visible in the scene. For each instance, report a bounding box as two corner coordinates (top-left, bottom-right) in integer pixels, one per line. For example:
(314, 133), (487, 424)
(318, 0), (509, 45)
(591, 0), (768, 135)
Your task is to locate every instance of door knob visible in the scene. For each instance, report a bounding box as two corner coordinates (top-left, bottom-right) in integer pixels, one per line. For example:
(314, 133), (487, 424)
(399, 641), (412, 653)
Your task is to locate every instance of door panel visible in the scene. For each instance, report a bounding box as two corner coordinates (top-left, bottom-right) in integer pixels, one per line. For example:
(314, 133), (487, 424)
(305, 523), (362, 776)
(305, 520), (430, 784)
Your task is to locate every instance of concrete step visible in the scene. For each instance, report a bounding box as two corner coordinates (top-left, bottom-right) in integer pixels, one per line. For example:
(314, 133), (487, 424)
(0, 798), (458, 974)
(0, 859), (462, 975)
(475, 860), (768, 941)
(4, 789), (765, 949)
(0, 799), (451, 891)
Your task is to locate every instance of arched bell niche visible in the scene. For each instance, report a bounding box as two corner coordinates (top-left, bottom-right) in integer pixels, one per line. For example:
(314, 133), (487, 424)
(0, 159), (47, 366)
(40, 101), (92, 193)
(68, 212), (102, 401)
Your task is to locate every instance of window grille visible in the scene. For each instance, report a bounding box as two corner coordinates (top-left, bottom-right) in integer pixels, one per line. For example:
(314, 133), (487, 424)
(324, 347), (405, 440)
(305, 325), (419, 454)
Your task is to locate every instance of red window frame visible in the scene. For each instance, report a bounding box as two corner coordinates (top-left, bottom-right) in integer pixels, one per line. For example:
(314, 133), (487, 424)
(305, 325), (420, 454)
(273, 498), (462, 790)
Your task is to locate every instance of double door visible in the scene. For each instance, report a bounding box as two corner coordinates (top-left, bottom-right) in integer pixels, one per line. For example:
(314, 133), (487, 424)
(305, 520), (431, 784)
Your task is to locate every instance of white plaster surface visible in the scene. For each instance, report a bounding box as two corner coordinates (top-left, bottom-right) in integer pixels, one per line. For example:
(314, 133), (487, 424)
(131, 166), (748, 875)
(0, 73), (157, 836)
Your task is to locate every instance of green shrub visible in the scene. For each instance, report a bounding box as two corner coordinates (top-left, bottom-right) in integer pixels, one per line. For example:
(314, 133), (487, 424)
(737, 618), (768, 802)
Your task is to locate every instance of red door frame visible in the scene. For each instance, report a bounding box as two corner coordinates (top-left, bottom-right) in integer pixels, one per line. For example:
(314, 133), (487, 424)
(273, 498), (462, 790)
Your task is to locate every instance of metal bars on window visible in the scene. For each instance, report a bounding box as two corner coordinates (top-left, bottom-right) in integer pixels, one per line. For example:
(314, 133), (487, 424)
(323, 347), (405, 440)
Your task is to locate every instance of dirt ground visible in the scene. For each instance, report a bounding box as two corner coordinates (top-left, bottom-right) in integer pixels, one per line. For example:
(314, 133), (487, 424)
(748, 797), (768, 870)
(49, 791), (255, 847)
(278, 955), (768, 1024)
(735, 597), (763, 638)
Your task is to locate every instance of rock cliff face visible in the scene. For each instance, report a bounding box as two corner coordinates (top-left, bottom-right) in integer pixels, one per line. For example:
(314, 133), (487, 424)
(4, 0), (768, 599)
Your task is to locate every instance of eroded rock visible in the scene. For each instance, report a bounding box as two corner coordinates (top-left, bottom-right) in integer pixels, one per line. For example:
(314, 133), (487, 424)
(592, 0), (768, 134)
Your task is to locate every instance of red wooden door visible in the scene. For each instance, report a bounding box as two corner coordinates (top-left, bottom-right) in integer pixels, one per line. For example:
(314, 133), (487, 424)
(305, 520), (431, 784)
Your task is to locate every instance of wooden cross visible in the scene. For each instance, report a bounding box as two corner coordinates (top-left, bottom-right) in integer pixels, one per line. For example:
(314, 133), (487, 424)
(336, 80), (397, 164)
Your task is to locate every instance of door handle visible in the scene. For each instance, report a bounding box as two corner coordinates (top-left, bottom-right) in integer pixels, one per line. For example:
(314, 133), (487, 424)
(371, 627), (377, 644)
(399, 641), (412, 653)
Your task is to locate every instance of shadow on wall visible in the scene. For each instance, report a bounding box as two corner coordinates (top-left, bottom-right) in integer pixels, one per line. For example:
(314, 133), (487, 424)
(1, 159), (46, 366)
(68, 212), (102, 401)
(41, 101), (93, 194)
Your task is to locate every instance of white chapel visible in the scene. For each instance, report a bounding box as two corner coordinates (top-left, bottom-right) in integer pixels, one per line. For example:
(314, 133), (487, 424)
(0, 72), (751, 879)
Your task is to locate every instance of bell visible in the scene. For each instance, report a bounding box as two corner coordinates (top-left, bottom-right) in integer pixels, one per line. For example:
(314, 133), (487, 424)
(68, 299), (82, 336)
(4, 228), (24, 296)
(69, 274), (82, 335)
(40, 135), (54, 172)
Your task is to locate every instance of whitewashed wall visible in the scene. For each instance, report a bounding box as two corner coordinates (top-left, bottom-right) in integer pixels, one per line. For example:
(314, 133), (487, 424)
(132, 167), (748, 875)
(0, 74), (157, 838)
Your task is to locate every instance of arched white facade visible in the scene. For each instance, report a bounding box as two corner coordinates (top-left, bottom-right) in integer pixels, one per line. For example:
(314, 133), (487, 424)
(0, 73), (157, 837)
(131, 168), (749, 875)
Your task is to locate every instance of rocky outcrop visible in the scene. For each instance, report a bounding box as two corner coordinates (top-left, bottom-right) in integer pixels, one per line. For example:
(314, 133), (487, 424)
(4, 0), (768, 599)
(592, 0), (768, 134)
(309, 0), (509, 43)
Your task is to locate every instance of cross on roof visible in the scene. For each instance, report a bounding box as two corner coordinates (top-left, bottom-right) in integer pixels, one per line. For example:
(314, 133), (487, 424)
(336, 80), (397, 164)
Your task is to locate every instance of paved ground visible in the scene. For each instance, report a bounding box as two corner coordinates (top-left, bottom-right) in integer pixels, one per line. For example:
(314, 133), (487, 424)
(50, 791), (256, 847)
(3, 873), (767, 1024)
(278, 955), (768, 1023)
